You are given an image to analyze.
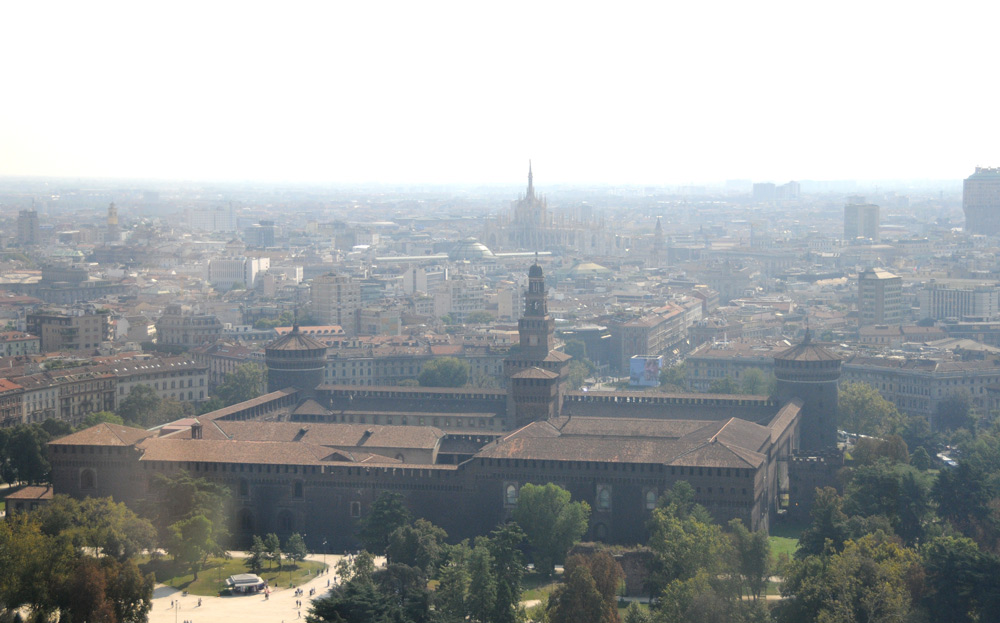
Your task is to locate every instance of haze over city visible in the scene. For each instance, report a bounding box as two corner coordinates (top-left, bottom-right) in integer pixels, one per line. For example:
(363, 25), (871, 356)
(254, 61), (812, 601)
(2, 0), (998, 186)
(6, 3), (1000, 623)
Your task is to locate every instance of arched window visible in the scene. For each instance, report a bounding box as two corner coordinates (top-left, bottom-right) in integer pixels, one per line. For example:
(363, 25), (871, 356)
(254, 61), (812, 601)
(505, 484), (518, 505)
(238, 508), (254, 532)
(645, 490), (657, 510)
(594, 522), (608, 540)
(278, 510), (294, 533)
(597, 487), (611, 510)
(80, 468), (96, 490)
(293, 480), (304, 498)
(239, 478), (249, 498)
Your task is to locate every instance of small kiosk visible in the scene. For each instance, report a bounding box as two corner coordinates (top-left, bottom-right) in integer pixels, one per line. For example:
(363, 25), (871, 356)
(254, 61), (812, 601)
(225, 574), (267, 594)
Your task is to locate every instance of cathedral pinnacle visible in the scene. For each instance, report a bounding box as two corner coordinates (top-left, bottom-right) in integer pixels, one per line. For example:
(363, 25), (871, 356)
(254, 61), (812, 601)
(527, 160), (534, 199)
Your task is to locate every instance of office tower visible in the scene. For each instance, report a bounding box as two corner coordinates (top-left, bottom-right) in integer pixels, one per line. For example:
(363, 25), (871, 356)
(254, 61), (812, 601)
(844, 201), (880, 242)
(17, 210), (40, 246)
(858, 268), (903, 326)
(963, 167), (1000, 235)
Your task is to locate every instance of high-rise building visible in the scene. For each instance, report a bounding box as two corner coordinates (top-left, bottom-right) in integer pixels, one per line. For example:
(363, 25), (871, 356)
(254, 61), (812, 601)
(858, 268), (903, 326)
(310, 273), (362, 334)
(17, 210), (40, 247)
(106, 202), (119, 242)
(844, 201), (880, 241)
(963, 167), (1000, 235)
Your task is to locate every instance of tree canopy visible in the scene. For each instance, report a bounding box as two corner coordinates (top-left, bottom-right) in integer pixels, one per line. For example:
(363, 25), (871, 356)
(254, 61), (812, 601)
(358, 492), (413, 554)
(838, 381), (904, 436)
(417, 357), (469, 388)
(511, 482), (591, 575)
(215, 362), (267, 406)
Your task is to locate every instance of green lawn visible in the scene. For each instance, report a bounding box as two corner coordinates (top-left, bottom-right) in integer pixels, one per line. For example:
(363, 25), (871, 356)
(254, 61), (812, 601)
(769, 536), (798, 559)
(138, 555), (326, 596)
(521, 570), (562, 601)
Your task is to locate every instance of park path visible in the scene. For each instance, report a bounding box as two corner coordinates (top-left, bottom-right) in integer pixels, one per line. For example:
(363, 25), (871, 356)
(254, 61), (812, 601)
(148, 553), (341, 623)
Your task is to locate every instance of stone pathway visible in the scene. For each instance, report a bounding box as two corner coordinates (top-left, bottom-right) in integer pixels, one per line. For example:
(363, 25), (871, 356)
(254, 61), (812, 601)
(148, 554), (341, 623)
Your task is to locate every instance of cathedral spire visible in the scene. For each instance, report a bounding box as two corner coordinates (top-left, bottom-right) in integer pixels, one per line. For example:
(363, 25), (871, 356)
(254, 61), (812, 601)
(527, 160), (534, 199)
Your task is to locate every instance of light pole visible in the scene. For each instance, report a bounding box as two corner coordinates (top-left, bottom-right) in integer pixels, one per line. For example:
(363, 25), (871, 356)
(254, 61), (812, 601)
(322, 538), (327, 569)
(174, 599), (179, 623)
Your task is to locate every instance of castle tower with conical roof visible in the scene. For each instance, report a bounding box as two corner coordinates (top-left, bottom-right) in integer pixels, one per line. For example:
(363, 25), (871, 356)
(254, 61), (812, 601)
(265, 324), (328, 400)
(773, 331), (842, 453)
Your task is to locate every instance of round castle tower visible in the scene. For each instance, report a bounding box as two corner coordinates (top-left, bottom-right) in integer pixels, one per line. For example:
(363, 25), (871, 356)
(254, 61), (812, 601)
(265, 324), (328, 400)
(773, 332), (842, 453)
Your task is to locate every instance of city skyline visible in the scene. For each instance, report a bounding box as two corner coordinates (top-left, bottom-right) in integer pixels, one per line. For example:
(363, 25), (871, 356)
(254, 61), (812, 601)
(1, 1), (998, 186)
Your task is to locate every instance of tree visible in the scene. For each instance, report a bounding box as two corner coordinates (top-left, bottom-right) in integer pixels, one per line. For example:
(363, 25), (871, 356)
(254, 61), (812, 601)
(739, 368), (773, 396)
(285, 532), (309, 564)
(659, 363), (687, 391)
(79, 410), (124, 428)
(467, 542), (497, 623)
(215, 363), (266, 406)
(264, 532), (282, 571)
(708, 376), (740, 394)
(623, 602), (652, 623)
(386, 518), (448, 572)
(117, 384), (162, 427)
(839, 381), (905, 436)
(550, 552), (624, 623)
(780, 533), (920, 623)
(564, 339), (588, 361)
(484, 523), (527, 623)
(143, 470), (231, 559)
(0, 425), (50, 484)
(911, 446), (933, 470)
(433, 544), (472, 623)
(546, 562), (606, 623)
(935, 390), (975, 432)
(246, 535), (267, 574)
(797, 487), (850, 557)
(101, 556), (154, 623)
(358, 492), (413, 554)
(465, 311), (495, 324)
(567, 360), (592, 390)
(646, 482), (730, 606)
(511, 483), (590, 575)
(33, 495), (157, 563)
(728, 519), (772, 603)
(920, 535), (1000, 623)
(166, 514), (223, 579)
(418, 357), (469, 388)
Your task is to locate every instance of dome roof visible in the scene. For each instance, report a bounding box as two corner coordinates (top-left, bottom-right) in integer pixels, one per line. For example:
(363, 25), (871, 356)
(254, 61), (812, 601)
(775, 333), (840, 362)
(448, 238), (495, 261)
(529, 263), (544, 278)
(265, 326), (327, 353)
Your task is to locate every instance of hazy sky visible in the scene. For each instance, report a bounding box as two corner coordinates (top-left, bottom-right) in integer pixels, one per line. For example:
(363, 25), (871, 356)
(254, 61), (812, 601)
(1, 1), (997, 186)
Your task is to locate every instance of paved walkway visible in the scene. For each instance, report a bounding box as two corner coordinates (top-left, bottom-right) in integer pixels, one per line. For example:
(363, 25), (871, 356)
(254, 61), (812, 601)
(149, 554), (341, 623)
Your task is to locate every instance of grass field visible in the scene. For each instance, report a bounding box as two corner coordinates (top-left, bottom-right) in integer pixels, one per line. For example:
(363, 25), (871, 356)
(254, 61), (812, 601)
(138, 555), (326, 596)
(521, 570), (562, 601)
(769, 536), (798, 559)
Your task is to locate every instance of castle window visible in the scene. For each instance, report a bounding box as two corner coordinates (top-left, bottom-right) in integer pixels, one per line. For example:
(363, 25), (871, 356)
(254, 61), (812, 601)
(597, 486), (611, 510)
(505, 484), (518, 506)
(239, 508), (254, 532)
(293, 481), (303, 498)
(351, 501), (361, 518)
(80, 468), (96, 490)
(278, 510), (294, 532)
(645, 490), (657, 510)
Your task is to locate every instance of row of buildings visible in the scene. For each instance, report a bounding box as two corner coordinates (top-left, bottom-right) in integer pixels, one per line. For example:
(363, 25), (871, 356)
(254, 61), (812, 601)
(46, 264), (843, 549)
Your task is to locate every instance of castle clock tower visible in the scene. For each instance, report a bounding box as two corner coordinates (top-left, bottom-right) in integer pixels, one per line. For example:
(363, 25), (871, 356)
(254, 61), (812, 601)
(504, 262), (572, 428)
